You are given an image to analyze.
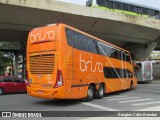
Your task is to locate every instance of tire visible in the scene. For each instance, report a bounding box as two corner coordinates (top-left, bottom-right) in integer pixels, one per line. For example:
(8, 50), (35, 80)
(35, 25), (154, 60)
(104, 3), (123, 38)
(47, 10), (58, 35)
(0, 88), (3, 95)
(83, 85), (94, 101)
(95, 84), (105, 99)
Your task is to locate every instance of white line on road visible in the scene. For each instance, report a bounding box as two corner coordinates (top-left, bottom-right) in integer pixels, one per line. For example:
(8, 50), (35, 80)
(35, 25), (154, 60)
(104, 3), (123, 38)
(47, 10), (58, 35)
(136, 105), (160, 111)
(119, 98), (153, 103)
(132, 101), (160, 106)
(82, 102), (118, 111)
(138, 90), (160, 93)
(105, 95), (128, 99)
(106, 97), (140, 101)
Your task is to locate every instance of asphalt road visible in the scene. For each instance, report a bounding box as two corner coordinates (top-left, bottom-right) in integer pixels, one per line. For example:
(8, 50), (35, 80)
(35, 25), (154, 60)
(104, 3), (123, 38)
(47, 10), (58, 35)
(0, 80), (160, 119)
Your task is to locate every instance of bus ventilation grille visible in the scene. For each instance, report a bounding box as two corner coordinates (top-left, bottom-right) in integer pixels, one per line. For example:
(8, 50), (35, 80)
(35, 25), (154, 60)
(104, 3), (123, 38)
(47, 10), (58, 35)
(29, 54), (55, 74)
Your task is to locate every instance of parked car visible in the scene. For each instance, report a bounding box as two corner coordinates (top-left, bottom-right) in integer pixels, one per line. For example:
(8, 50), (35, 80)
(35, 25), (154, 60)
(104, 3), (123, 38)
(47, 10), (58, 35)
(0, 76), (26, 95)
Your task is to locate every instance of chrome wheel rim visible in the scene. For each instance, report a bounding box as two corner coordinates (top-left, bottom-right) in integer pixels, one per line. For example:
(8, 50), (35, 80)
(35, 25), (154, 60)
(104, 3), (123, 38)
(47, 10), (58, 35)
(99, 86), (104, 96)
(88, 88), (93, 99)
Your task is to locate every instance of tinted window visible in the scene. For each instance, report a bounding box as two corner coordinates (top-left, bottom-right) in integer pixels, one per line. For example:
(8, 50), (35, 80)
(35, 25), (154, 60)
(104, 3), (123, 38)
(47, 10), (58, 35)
(106, 0), (113, 9)
(2, 77), (12, 82)
(79, 34), (88, 51)
(104, 67), (120, 78)
(98, 43), (112, 56)
(114, 1), (121, 9)
(128, 5), (136, 12)
(110, 48), (121, 60)
(122, 3), (128, 11)
(87, 38), (98, 54)
(148, 9), (155, 16)
(136, 63), (142, 69)
(13, 78), (22, 83)
(97, 0), (105, 7)
(66, 28), (79, 48)
(126, 54), (131, 63)
(143, 8), (148, 15)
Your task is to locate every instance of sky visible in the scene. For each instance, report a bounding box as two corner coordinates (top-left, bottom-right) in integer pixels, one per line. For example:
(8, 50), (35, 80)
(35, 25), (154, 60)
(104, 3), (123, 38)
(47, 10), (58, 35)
(57, 0), (160, 10)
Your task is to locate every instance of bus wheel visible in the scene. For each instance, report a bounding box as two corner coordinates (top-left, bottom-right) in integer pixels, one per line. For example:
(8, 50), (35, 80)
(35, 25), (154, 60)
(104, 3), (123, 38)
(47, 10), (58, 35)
(130, 81), (134, 90)
(95, 84), (105, 99)
(84, 85), (94, 101)
(0, 88), (3, 95)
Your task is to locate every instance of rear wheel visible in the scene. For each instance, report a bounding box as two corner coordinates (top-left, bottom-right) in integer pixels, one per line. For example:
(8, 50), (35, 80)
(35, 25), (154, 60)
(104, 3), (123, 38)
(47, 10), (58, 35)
(95, 84), (105, 99)
(84, 85), (94, 101)
(0, 88), (3, 95)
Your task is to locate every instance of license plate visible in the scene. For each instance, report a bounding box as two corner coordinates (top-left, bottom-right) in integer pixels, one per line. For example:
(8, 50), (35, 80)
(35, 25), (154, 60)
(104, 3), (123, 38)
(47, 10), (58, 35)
(38, 90), (44, 94)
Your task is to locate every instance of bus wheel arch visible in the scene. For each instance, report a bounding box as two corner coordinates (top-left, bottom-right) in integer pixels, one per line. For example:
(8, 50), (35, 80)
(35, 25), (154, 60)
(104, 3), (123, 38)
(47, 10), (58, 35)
(95, 83), (105, 99)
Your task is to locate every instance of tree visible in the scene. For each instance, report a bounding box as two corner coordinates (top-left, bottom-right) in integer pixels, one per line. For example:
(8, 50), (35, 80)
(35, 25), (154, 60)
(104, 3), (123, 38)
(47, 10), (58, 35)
(0, 52), (14, 75)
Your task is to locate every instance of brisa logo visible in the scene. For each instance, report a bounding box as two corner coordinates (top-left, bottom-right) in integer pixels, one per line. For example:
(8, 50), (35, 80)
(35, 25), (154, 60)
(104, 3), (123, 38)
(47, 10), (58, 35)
(80, 54), (103, 72)
(30, 30), (55, 43)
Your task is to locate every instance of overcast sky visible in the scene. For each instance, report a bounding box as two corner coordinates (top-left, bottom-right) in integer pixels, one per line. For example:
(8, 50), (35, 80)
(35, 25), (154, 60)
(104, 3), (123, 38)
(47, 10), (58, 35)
(57, 0), (160, 10)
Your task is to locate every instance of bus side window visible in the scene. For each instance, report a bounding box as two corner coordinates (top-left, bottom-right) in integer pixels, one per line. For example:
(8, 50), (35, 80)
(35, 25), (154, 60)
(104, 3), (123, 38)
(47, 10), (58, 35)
(79, 34), (88, 51)
(87, 38), (98, 54)
(98, 43), (112, 56)
(110, 48), (121, 60)
(66, 28), (79, 49)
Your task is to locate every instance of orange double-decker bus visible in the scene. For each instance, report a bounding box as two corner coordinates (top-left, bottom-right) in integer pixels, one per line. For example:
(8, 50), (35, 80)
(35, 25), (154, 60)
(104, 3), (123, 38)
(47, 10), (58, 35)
(26, 23), (137, 101)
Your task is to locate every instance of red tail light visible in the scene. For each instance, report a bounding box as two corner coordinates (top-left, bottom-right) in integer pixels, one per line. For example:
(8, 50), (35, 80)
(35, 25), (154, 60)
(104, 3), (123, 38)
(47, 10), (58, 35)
(54, 70), (63, 88)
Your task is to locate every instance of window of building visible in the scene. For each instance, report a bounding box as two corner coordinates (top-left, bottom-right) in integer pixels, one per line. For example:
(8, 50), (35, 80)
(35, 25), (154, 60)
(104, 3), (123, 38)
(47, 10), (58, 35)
(142, 8), (148, 15)
(148, 9), (156, 16)
(96, 0), (105, 7)
(128, 5), (136, 12)
(106, 0), (113, 9)
(114, 1), (121, 10)
(122, 3), (128, 11)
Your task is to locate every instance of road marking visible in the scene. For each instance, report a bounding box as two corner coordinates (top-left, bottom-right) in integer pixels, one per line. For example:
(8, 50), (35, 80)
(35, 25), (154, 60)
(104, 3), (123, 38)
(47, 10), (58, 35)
(119, 98), (153, 103)
(136, 106), (160, 111)
(105, 95), (128, 99)
(106, 97), (140, 101)
(138, 90), (160, 93)
(146, 84), (160, 87)
(82, 102), (118, 111)
(132, 101), (160, 106)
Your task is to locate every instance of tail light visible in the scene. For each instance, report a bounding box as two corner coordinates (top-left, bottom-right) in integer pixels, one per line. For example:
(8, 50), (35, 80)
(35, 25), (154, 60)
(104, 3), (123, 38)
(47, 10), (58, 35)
(54, 70), (63, 88)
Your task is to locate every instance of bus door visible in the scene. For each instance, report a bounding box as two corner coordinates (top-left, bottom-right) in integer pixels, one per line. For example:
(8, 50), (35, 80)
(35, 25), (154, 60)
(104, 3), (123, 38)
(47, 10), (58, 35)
(121, 51), (128, 89)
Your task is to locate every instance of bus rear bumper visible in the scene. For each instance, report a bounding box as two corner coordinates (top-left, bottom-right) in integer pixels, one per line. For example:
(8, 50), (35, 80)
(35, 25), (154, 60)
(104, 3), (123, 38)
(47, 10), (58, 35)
(27, 87), (65, 99)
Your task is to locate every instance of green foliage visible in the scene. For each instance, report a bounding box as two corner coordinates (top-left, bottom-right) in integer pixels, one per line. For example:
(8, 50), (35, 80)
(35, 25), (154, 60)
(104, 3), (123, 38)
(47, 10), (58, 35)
(0, 52), (14, 75)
